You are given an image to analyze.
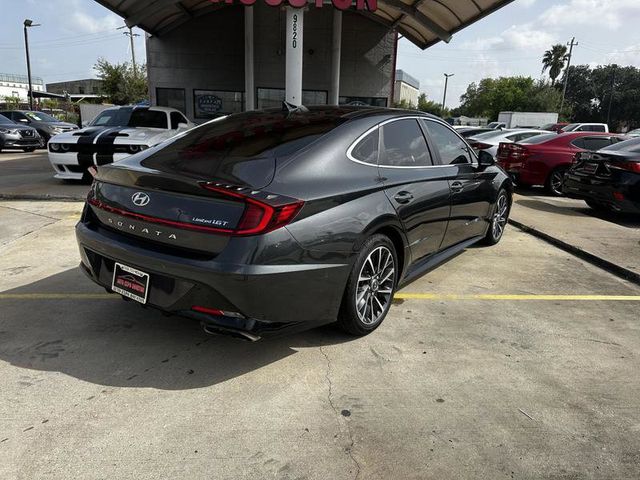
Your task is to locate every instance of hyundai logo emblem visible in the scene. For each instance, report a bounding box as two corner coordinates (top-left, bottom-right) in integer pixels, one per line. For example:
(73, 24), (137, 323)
(131, 192), (150, 207)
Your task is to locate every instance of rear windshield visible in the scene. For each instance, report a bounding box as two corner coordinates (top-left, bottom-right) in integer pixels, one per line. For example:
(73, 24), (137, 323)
(469, 130), (509, 140)
(519, 133), (558, 144)
(139, 108), (349, 185)
(601, 137), (640, 153)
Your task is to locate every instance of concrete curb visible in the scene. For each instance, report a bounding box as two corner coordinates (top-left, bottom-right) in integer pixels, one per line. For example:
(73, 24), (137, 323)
(0, 193), (85, 202)
(509, 218), (640, 286)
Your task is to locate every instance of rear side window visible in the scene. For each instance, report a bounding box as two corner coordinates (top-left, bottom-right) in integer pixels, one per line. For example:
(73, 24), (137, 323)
(350, 129), (379, 165)
(422, 120), (471, 165)
(129, 110), (168, 129)
(380, 119), (432, 167)
(582, 137), (614, 151)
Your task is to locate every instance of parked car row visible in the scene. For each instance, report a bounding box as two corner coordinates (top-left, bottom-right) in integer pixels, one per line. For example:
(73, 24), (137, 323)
(495, 131), (638, 214)
(0, 114), (43, 152)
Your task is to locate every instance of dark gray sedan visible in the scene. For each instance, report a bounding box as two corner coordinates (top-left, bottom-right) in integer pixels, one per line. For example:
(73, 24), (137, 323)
(76, 106), (512, 339)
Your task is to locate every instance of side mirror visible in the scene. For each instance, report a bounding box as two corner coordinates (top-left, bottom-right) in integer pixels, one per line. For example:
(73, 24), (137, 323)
(19, 118), (29, 123)
(478, 150), (495, 167)
(177, 122), (189, 130)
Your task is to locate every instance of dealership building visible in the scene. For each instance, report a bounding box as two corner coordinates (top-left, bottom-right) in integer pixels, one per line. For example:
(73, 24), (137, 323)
(94, 0), (512, 122)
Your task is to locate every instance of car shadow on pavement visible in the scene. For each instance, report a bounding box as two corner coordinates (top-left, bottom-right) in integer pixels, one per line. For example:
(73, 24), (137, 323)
(0, 268), (355, 390)
(515, 197), (640, 228)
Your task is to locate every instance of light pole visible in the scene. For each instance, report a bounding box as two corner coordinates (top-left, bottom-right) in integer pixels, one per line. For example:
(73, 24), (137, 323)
(442, 73), (454, 111)
(23, 19), (40, 111)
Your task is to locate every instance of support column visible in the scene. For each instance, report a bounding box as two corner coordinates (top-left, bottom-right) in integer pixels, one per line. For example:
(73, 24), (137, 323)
(285, 7), (303, 106)
(244, 6), (255, 111)
(329, 10), (342, 105)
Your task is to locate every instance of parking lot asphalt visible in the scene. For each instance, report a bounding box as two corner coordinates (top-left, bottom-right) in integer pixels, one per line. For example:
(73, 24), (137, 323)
(0, 150), (89, 200)
(1, 200), (639, 479)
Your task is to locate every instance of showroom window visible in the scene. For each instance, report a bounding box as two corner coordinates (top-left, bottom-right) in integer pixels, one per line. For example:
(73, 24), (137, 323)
(380, 119), (432, 167)
(194, 90), (244, 119)
(156, 88), (186, 115)
(257, 88), (328, 109)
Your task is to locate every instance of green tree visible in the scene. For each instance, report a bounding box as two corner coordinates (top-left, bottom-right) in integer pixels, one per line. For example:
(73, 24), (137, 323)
(416, 93), (447, 117)
(94, 58), (148, 105)
(3, 96), (21, 109)
(542, 44), (569, 86)
(564, 64), (640, 130)
(457, 76), (559, 120)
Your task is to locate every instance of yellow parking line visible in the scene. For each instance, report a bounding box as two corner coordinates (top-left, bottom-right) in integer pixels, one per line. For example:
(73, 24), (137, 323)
(0, 293), (116, 300)
(395, 293), (640, 301)
(0, 293), (639, 301)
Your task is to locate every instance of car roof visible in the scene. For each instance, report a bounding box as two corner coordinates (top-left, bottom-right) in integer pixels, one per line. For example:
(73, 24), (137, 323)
(100, 105), (184, 114)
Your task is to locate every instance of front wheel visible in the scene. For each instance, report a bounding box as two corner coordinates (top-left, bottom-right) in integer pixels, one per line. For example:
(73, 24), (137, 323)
(337, 234), (398, 336)
(483, 189), (510, 245)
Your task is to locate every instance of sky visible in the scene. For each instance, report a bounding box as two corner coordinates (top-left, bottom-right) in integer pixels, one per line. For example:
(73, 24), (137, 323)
(1, 0), (640, 107)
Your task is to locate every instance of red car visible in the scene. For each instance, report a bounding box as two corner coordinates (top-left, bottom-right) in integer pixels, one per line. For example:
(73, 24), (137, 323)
(496, 132), (625, 195)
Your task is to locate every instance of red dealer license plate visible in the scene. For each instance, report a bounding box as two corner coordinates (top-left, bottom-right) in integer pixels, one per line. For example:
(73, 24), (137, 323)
(112, 263), (150, 304)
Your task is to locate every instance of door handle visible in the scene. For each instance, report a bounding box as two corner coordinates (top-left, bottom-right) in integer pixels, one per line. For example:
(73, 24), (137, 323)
(451, 181), (464, 193)
(394, 191), (414, 204)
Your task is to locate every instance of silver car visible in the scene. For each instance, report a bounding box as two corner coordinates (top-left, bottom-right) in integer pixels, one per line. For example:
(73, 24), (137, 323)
(467, 129), (546, 159)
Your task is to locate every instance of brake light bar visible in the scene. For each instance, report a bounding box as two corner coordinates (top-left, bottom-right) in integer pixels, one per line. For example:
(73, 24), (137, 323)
(606, 159), (640, 173)
(202, 184), (304, 235)
(88, 185), (304, 237)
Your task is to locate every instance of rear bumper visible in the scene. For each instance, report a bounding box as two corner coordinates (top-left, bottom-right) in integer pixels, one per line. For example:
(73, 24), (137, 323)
(75, 221), (352, 338)
(563, 173), (640, 213)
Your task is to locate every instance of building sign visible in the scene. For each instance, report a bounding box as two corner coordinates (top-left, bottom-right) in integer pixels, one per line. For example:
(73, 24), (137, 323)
(208, 0), (377, 11)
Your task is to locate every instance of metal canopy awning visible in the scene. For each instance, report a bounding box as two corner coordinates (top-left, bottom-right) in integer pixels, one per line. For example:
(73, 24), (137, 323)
(93, 0), (514, 49)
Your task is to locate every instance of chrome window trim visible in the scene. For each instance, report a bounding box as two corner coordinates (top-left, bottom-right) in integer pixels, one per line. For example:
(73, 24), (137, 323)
(346, 115), (470, 170)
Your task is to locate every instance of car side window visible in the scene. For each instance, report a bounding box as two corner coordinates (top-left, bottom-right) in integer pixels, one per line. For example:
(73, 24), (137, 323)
(583, 137), (614, 151)
(570, 138), (586, 149)
(422, 119), (471, 165)
(170, 112), (184, 130)
(379, 119), (432, 167)
(350, 128), (379, 165)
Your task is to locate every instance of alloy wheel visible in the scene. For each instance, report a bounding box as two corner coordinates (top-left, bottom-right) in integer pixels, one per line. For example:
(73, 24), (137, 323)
(550, 170), (565, 196)
(355, 246), (395, 325)
(492, 193), (508, 240)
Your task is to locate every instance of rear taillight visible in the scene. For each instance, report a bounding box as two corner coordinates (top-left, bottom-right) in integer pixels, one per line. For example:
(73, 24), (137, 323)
(202, 184), (304, 236)
(470, 142), (492, 150)
(606, 159), (640, 173)
(497, 143), (530, 161)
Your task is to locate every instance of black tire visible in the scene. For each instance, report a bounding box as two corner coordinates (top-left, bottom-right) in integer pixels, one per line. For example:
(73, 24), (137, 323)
(546, 167), (567, 196)
(23, 147), (36, 152)
(337, 234), (398, 336)
(482, 188), (510, 245)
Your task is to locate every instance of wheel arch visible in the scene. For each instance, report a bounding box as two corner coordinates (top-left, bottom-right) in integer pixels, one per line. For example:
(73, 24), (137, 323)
(356, 216), (409, 281)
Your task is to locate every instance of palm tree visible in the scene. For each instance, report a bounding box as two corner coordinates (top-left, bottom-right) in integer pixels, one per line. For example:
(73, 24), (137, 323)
(542, 44), (569, 86)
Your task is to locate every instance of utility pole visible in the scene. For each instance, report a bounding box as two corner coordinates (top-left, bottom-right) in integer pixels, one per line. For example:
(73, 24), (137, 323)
(560, 37), (578, 113)
(23, 19), (40, 111)
(119, 25), (140, 75)
(606, 65), (616, 125)
(442, 73), (454, 111)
